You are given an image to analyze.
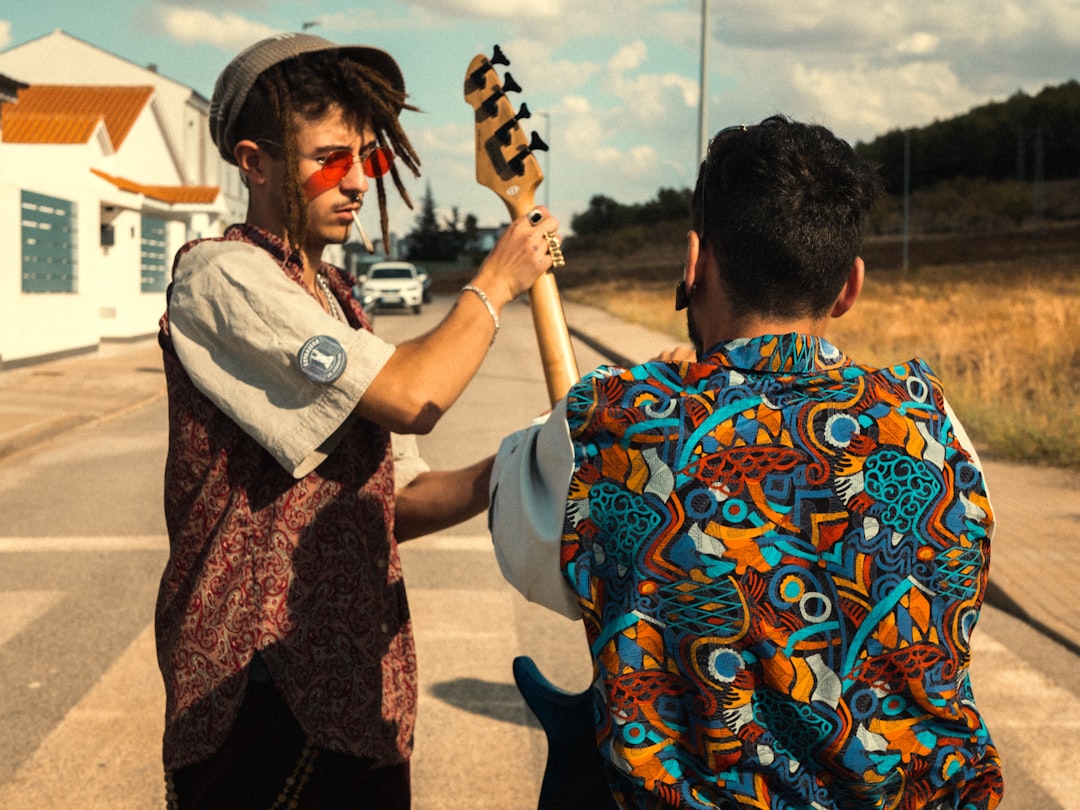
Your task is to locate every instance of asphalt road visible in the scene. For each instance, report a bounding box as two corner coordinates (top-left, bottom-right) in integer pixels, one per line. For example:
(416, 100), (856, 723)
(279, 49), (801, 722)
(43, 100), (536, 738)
(0, 294), (1076, 808)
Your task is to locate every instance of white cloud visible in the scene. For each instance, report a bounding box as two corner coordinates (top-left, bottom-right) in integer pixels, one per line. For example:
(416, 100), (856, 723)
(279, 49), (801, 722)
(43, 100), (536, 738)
(405, 0), (569, 21)
(895, 32), (940, 57)
(0, 20), (11, 51)
(791, 60), (978, 141)
(154, 5), (280, 49)
(495, 37), (601, 96)
(609, 41), (648, 74)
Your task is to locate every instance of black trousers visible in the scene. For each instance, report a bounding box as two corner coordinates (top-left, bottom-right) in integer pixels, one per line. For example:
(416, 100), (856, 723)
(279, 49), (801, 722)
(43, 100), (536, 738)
(167, 680), (411, 810)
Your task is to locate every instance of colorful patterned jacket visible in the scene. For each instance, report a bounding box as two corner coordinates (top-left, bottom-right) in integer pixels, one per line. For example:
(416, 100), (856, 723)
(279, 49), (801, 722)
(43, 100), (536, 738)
(562, 334), (1003, 809)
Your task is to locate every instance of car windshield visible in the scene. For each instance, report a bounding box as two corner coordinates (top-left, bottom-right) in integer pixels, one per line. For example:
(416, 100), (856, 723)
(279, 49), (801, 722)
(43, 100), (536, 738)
(371, 268), (414, 279)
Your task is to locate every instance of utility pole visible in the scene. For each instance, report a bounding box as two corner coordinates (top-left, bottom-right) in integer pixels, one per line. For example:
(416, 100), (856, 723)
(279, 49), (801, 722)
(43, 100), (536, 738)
(698, 0), (710, 165)
(538, 111), (551, 210)
(902, 129), (911, 272)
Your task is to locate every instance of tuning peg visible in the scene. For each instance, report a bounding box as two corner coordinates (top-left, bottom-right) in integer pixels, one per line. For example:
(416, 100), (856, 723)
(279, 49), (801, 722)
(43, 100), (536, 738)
(491, 45), (509, 66)
(529, 131), (549, 152)
(507, 146), (530, 176)
(481, 88), (505, 118)
(516, 103), (532, 121)
(501, 72), (522, 94)
(468, 65), (488, 89)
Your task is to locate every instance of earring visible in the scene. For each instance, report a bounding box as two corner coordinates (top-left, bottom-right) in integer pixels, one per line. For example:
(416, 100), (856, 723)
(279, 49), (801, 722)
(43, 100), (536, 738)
(674, 281), (688, 311)
(675, 280), (699, 311)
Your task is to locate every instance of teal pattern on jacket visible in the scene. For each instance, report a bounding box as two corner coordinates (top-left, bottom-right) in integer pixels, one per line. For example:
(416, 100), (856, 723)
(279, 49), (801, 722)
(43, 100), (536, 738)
(562, 333), (1003, 810)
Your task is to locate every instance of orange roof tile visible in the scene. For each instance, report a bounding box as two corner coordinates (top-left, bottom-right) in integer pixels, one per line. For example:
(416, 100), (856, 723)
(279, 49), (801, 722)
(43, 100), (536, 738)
(91, 168), (219, 206)
(1, 85), (153, 146)
(2, 111), (103, 144)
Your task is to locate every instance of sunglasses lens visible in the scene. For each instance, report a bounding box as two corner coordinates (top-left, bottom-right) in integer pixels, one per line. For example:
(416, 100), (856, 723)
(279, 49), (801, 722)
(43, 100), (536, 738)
(321, 151), (355, 182)
(363, 147), (394, 178)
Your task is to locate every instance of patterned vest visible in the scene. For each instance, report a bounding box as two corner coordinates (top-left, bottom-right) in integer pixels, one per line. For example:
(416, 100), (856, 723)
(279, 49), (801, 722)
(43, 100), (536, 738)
(156, 224), (415, 769)
(562, 334), (1003, 810)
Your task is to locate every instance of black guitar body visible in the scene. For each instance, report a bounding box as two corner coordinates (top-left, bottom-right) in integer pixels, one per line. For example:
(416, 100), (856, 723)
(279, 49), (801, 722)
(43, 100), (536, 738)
(513, 656), (620, 810)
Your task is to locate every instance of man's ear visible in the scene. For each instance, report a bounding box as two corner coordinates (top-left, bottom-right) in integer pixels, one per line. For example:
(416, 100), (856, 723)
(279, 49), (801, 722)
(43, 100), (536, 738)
(234, 140), (270, 187)
(685, 230), (706, 290)
(830, 257), (864, 318)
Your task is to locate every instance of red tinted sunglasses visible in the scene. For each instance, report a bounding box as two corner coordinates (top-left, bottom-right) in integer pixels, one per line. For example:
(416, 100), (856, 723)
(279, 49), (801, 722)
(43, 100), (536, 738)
(299, 145), (394, 200)
(311, 145), (395, 182)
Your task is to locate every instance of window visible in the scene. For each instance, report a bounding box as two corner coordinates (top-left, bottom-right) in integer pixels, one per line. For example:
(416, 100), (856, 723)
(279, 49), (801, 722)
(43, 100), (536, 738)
(371, 267), (416, 279)
(21, 191), (77, 293)
(140, 216), (168, 293)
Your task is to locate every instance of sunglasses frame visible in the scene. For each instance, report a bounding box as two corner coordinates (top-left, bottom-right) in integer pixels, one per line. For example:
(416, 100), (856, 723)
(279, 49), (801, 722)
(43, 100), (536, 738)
(312, 145), (395, 181)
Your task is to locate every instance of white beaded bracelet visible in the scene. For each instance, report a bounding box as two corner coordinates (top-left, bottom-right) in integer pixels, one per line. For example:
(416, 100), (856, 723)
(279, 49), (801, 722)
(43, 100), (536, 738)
(461, 284), (500, 346)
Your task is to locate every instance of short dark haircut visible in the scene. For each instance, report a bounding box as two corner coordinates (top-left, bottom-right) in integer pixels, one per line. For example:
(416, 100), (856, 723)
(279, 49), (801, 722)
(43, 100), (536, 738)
(235, 50), (421, 253)
(691, 116), (882, 319)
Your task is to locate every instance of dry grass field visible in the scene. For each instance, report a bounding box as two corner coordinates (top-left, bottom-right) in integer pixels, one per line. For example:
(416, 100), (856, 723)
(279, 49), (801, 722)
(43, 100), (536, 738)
(560, 247), (1080, 470)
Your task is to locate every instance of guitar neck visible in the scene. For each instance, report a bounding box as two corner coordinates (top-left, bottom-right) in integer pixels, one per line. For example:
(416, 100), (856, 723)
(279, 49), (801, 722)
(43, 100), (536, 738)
(465, 50), (580, 406)
(501, 194), (579, 405)
(530, 256), (580, 405)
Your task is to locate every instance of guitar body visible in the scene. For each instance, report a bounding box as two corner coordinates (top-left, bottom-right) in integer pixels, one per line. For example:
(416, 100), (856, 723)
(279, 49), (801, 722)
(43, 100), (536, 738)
(513, 656), (619, 810)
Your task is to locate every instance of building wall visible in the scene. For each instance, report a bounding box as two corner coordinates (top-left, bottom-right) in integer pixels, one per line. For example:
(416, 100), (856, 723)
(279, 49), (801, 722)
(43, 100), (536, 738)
(0, 156), (103, 363)
(0, 31), (231, 364)
(0, 127), (184, 363)
(0, 30), (244, 228)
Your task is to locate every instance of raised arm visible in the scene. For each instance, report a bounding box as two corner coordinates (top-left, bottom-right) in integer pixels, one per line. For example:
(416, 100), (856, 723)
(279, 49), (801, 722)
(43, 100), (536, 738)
(357, 209), (559, 434)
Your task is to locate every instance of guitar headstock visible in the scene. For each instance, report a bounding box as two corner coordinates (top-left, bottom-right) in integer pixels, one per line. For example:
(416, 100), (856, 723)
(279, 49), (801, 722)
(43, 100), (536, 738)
(464, 45), (549, 219)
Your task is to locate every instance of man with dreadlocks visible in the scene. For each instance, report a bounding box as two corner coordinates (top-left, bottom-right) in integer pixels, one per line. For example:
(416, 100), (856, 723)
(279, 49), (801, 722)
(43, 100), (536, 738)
(155, 33), (561, 808)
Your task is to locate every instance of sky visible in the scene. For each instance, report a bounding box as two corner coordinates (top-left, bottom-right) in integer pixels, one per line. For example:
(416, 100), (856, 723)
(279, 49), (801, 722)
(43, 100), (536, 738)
(1, 0), (1078, 234)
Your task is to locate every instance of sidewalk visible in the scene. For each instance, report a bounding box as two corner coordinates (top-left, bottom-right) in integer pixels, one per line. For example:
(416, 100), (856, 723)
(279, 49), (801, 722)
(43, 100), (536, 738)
(1, 305), (1079, 657)
(0, 339), (167, 460)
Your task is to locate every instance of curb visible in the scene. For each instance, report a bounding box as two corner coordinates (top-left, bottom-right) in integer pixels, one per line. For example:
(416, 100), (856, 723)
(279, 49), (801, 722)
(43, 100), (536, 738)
(0, 414), (86, 460)
(0, 389), (167, 463)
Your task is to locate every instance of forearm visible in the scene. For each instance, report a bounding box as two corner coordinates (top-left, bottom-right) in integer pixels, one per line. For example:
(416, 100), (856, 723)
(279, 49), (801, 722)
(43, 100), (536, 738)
(394, 455), (495, 542)
(359, 289), (503, 434)
(355, 210), (558, 435)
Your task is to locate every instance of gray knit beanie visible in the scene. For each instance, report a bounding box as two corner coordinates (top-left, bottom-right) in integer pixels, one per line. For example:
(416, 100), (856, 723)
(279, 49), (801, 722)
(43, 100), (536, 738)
(209, 32), (405, 164)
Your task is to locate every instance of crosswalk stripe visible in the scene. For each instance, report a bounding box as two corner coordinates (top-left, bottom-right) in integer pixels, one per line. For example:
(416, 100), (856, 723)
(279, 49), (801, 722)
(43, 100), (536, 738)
(971, 629), (1080, 808)
(0, 536), (167, 553)
(0, 625), (165, 809)
(0, 590), (63, 647)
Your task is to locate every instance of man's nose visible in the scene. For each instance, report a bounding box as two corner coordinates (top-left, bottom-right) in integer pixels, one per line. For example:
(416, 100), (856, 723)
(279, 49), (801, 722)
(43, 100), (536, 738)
(341, 160), (368, 196)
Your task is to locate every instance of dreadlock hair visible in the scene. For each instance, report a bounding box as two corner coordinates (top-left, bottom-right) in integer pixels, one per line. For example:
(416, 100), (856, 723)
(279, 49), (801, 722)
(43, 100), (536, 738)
(234, 50), (421, 255)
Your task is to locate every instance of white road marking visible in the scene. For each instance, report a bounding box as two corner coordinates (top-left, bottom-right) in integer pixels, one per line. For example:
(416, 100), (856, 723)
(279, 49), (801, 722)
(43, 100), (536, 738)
(0, 591), (63, 647)
(0, 535), (167, 553)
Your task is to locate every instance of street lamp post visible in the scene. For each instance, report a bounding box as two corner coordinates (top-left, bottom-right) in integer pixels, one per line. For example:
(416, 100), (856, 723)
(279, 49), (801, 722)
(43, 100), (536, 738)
(538, 111), (551, 210)
(698, 0), (710, 164)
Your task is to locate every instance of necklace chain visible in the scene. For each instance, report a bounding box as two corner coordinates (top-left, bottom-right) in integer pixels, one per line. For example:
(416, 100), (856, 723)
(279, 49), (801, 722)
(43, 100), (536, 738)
(315, 273), (342, 321)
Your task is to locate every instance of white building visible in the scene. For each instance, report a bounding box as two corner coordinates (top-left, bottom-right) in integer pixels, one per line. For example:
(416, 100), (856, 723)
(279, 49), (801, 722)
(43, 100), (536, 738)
(0, 31), (240, 367)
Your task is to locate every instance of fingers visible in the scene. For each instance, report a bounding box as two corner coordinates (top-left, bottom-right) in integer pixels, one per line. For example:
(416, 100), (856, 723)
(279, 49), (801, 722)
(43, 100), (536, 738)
(543, 231), (565, 268)
(521, 206), (563, 268)
(524, 205), (557, 234)
(474, 208), (564, 304)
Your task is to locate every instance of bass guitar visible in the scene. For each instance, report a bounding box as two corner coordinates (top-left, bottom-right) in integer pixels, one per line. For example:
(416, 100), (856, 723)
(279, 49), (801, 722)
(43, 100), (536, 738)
(465, 46), (618, 810)
(463, 44), (580, 405)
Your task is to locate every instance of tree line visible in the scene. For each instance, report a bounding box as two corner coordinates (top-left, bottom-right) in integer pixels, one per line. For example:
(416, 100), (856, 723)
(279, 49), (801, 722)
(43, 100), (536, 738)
(856, 79), (1080, 194)
(405, 80), (1078, 258)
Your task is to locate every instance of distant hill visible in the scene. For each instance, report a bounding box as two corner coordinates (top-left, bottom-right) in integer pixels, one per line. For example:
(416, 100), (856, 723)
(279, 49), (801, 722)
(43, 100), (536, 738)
(855, 80), (1080, 194)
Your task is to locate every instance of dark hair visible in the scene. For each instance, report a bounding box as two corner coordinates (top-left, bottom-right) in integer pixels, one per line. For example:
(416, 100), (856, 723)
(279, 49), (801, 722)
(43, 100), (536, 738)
(691, 116), (882, 319)
(235, 50), (421, 253)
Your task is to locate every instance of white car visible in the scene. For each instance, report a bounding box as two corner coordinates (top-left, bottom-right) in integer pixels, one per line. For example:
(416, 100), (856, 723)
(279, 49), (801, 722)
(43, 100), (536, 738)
(360, 261), (424, 314)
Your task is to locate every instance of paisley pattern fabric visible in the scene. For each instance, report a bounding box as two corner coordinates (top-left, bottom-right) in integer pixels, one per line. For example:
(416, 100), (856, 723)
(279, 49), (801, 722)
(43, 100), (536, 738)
(157, 224), (415, 770)
(562, 334), (1002, 810)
